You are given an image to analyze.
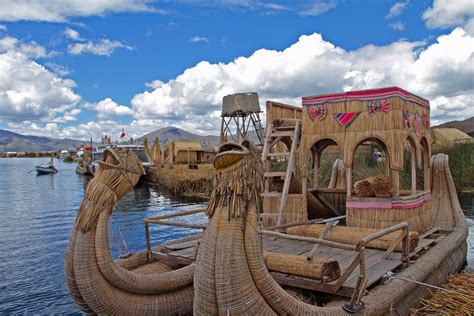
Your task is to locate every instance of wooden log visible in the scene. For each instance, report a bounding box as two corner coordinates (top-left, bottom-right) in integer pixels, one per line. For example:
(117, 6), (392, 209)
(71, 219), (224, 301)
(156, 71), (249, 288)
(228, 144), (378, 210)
(264, 252), (340, 282)
(286, 224), (419, 252)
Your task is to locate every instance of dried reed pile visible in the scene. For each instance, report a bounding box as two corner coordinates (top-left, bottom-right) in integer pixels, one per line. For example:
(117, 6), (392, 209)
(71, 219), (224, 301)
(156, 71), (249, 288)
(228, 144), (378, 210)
(354, 174), (391, 198)
(287, 224), (419, 252)
(147, 164), (215, 196)
(411, 271), (474, 315)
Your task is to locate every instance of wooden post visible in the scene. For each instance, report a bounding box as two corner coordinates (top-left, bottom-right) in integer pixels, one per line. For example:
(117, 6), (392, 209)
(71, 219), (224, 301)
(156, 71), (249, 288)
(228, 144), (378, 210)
(411, 145), (416, 194)
(392, 169), (400, 197)
(346, 166), (352, 197)
(313, 150), (320, 189)
(423, 151), (429, 191)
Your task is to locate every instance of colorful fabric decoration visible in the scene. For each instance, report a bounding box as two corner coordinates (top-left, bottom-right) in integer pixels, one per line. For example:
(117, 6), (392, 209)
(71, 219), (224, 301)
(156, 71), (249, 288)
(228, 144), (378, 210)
(334, 112), (360, 128)
(422, 113), (429, 129)
(403, 110), (410, 128)
(308, 104), (327, 121)
(368, 98), (391, 115)
(413, 112), (422, 137)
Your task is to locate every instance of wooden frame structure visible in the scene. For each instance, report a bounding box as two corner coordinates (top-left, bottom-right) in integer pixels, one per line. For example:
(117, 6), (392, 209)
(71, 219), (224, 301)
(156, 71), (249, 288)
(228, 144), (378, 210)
(220, 92), (265, 146)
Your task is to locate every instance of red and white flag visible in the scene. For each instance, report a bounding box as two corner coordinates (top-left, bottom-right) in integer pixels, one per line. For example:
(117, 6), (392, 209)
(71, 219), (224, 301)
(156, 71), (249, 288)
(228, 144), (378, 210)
(120, 128), (126, 139)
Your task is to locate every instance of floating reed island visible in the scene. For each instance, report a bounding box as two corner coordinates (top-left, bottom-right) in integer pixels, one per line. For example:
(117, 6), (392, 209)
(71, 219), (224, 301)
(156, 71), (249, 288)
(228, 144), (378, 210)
(143, 137), (215, 197)
(66, 87), (468, 315)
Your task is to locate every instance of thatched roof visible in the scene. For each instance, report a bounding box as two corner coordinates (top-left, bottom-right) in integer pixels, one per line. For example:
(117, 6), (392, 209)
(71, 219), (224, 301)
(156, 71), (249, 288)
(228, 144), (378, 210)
(173, 141), (203, 155)
(431, 128), (472, 147)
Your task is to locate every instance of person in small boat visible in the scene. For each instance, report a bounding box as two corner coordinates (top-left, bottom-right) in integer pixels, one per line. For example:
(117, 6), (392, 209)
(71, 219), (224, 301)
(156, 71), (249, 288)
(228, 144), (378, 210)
(47, 158), (54, 168)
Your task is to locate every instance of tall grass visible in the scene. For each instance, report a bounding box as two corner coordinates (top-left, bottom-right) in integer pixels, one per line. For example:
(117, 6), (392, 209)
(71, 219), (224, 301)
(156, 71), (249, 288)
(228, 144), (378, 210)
(432, 142), (474, 192)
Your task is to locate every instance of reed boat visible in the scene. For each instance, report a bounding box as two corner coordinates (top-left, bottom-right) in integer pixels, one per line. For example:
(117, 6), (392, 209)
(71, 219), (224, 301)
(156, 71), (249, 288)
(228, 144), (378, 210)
(75, 159), (95, 175)
(65, 87), (468, 315)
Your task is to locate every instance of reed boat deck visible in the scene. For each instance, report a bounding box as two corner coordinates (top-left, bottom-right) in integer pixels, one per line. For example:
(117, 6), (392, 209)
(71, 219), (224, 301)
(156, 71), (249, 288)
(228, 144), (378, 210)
(152, 226), (450, 298)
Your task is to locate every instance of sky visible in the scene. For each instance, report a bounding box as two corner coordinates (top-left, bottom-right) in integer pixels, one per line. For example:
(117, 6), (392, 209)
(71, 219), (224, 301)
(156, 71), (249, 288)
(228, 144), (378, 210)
(0, 0), (473, 140)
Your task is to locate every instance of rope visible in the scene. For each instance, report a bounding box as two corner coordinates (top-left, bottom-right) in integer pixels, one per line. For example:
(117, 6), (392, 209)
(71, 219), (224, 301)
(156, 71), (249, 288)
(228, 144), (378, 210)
(382, 272), (474, 299)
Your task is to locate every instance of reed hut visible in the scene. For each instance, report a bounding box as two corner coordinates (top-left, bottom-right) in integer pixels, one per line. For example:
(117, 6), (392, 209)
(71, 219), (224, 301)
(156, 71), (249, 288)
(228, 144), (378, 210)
(298, 87), (433, 232)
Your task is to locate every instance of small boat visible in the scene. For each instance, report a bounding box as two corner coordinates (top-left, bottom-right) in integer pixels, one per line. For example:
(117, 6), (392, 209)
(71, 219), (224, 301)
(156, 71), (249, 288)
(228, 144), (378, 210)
(35, 166), (58, 175)
(75, 159), (95, 176)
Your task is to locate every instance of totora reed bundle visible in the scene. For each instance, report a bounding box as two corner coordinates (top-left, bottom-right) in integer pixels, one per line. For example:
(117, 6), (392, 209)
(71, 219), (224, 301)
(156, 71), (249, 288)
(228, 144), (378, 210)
(287, 224), (419, 252)
(264, 252), (340, 282)
(354, 174), (392, 198)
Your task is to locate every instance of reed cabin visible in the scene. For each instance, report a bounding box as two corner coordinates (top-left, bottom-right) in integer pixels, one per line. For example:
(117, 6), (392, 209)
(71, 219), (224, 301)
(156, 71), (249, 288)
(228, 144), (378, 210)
(262, 87), (433, 234)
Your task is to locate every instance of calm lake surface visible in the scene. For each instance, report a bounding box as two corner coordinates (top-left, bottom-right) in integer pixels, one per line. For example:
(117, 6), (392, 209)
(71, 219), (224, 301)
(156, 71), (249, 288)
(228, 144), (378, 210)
(0, 158), (472, 313)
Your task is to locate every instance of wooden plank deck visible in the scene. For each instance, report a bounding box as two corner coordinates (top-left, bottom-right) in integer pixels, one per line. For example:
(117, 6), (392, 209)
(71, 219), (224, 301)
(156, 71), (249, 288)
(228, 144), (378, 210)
(156, 232), (445, 298)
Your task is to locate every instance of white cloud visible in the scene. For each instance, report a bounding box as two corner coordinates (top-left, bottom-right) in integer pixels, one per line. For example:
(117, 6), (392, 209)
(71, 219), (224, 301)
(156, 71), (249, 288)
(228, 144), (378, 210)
(385, 1), (409, 19)
(132, 29), (474, 134)
(300, 1), (337, 16)
(64, 27), (84, 41)
(0, 36), (81, 122)
(0, 0), (160, 22)
(423, 0), (474, 31)
(67, 38), (134, 56)
(145, 79), (164, 89)
(0, 25), (7, 31)
(45, 62), (71, 77)
(95, 97), (134, 118)
(189, 36), (209, 43)
(389, 21), (405, 31)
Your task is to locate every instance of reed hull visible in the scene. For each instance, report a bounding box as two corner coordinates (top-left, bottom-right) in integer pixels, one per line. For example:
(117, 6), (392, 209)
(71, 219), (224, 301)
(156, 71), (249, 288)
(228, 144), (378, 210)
(75, 162), (93, 175)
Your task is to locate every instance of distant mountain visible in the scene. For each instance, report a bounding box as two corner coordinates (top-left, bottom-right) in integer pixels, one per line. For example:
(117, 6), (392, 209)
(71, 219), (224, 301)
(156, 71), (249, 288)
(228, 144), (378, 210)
(0, 129), (86, 152)
(432, 117), (474, 137)
(139, 127), (220, 145)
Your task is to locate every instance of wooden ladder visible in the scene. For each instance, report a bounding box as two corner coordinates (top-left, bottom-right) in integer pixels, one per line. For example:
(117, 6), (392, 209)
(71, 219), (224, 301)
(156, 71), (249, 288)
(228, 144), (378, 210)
(261, 120), (301, 226)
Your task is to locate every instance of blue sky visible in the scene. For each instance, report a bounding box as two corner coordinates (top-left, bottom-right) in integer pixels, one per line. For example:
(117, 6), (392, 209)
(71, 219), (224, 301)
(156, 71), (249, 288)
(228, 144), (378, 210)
(0, 0), (473, 140)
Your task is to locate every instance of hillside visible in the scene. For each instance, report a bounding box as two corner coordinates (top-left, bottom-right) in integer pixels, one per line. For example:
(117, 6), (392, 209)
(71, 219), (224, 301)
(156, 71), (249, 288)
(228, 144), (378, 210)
(0, 129), (85, 152)
(139, 127), (220, 144)
(432, 117), (474, 136)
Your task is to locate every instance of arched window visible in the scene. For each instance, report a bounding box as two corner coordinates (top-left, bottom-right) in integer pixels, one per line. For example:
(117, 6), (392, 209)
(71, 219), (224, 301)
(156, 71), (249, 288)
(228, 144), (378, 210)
(308, 138), (341, 189)
(420, 137), (430, 190)
(349, 137), (391, 197)
(401, 136), (417, 195)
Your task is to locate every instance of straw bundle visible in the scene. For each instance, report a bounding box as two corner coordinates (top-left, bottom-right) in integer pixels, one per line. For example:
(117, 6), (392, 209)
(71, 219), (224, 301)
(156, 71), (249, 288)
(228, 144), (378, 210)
(287, 224), (419, 252)
(372, 175), (391, 197)
(354, 178), (373, 197)
(264, 252), (340, 282)
(143, 136), (161, 165)
(354, 174), (391, 198)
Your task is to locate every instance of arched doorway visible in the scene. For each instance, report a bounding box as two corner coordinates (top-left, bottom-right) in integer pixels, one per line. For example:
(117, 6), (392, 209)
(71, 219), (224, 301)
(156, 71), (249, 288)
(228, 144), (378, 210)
(350, 137), (391, 196)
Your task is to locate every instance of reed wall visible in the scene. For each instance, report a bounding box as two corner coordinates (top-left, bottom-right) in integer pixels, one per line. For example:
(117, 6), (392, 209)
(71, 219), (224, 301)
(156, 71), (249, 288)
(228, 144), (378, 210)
(263, 194), (307, 227)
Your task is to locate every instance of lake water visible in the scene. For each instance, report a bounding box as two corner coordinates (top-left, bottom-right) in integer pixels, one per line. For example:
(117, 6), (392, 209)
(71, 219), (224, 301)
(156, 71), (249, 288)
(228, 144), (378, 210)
(0, 158), (472, 314)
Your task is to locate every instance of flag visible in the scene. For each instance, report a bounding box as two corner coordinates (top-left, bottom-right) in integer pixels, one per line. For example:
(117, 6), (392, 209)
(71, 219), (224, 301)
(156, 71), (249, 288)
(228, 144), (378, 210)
(334, 112), (360, 128)
(120, 128), (126, 139)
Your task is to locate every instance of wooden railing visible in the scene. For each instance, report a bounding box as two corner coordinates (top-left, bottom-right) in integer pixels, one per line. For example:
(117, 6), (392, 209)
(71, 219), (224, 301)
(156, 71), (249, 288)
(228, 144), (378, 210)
(144, 208), (206, 260)
(260, 219), (410, 312)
